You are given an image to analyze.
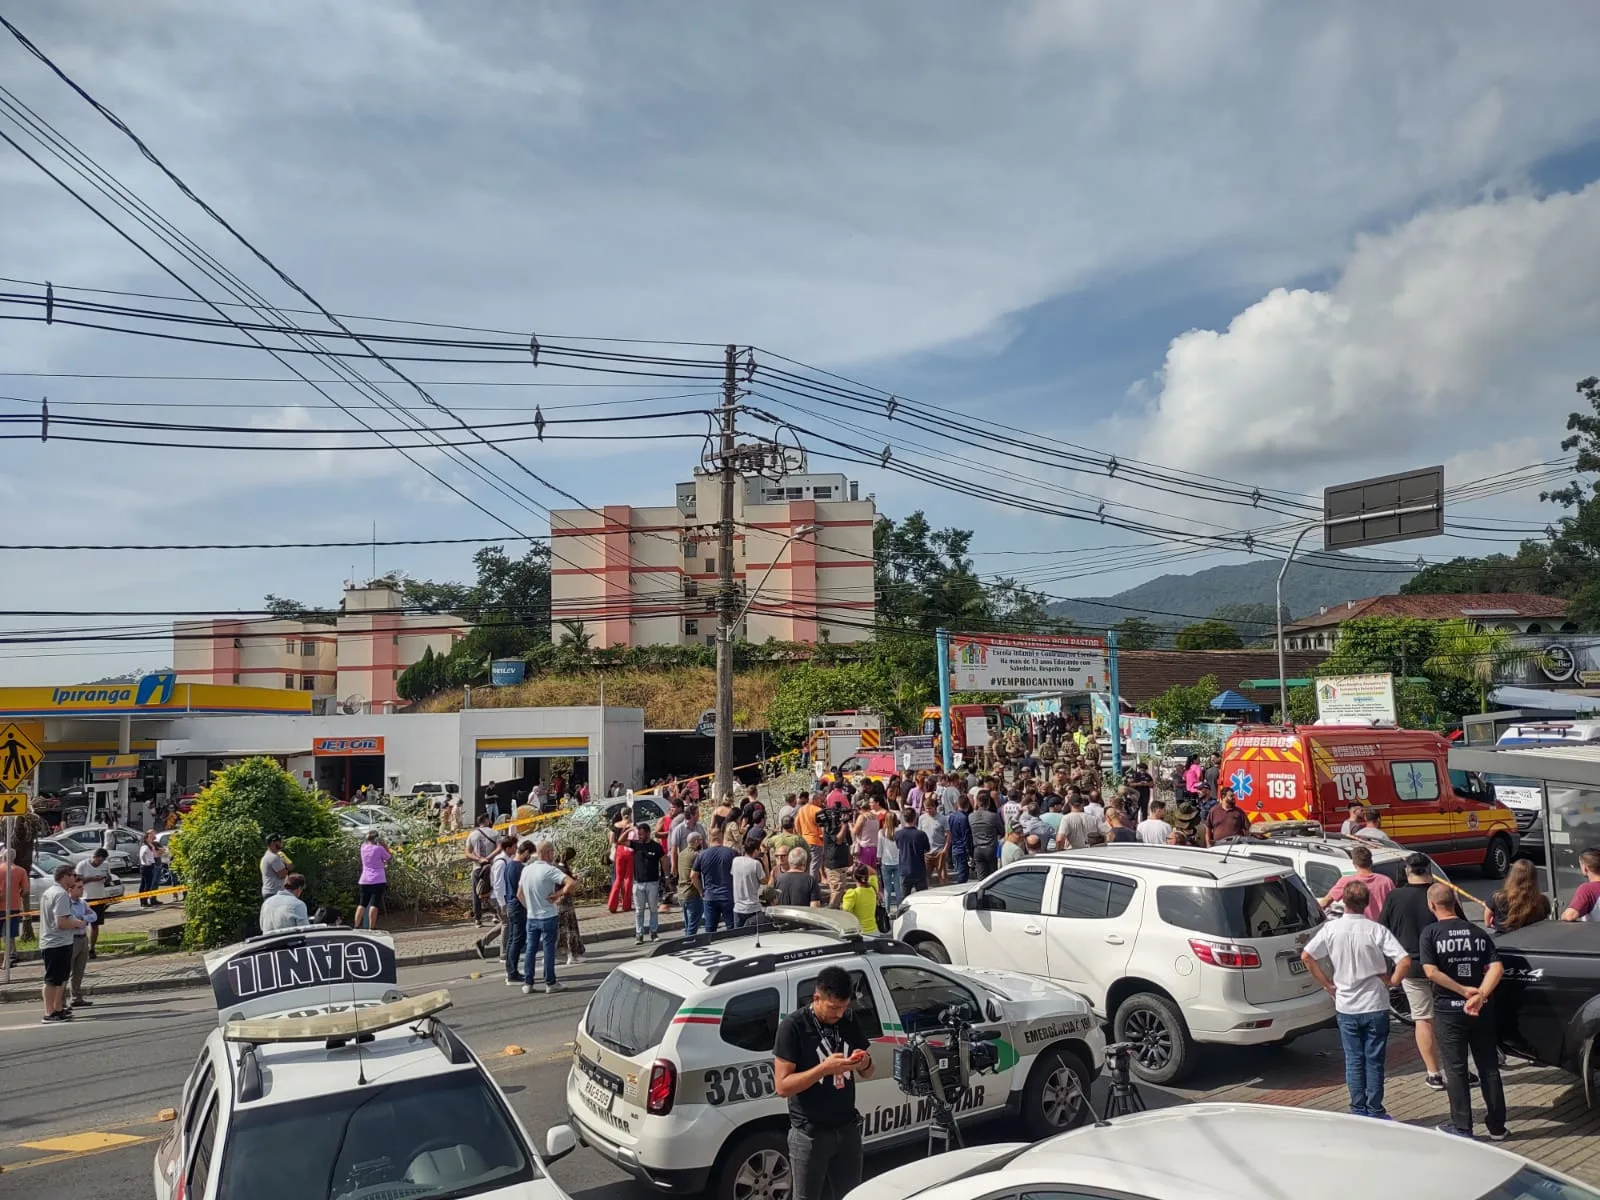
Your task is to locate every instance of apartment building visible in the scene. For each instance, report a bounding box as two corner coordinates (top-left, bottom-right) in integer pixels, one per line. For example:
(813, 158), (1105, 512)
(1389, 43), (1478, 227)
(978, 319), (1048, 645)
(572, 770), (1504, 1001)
(549, 471), (876, 648)
(174, 580), (468, 709)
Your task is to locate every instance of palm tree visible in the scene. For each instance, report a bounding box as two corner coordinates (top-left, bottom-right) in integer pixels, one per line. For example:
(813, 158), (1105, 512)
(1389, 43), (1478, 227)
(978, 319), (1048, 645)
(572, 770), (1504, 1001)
(556, 620), (593, 654)
(1423, 619), (1549, 713)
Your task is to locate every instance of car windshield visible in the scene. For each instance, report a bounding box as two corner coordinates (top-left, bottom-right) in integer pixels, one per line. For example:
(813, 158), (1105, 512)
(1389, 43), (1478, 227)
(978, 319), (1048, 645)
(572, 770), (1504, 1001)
(1476, 1166), (1600, 1200)
(586, 970), (685, 1057)
(35, 853), (68, 873)
(216, 1069), (537, 1200)
(1157, 876), (1323, 940)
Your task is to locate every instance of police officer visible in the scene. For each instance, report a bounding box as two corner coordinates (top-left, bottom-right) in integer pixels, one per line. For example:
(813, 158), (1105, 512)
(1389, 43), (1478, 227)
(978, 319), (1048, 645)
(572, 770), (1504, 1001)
(774, 966), (874, 1200)
(1419, 882), (1507, 1141)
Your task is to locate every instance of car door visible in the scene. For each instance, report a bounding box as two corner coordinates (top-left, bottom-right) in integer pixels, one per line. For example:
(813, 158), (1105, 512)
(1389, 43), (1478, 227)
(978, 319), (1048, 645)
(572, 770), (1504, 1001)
(791, 964), (900, 1142)
(1042, 869), (1140, 1010)
(877, 961), (1010, 1123)
(961, 864), (1052, 975)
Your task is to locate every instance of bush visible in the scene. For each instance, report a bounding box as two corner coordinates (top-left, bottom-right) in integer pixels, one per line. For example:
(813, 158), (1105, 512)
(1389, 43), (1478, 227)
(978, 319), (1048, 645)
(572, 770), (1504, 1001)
(172, 757), (339, 949)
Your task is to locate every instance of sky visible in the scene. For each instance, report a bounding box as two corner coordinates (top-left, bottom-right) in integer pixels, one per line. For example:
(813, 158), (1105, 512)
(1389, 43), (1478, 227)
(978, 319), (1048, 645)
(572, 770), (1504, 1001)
(2, 0), (1600, 683)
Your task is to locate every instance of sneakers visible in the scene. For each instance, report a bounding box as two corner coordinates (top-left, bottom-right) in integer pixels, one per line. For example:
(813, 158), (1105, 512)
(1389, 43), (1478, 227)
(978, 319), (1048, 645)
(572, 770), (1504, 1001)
(545, 981), (565, 994)
(634, 936), (644, 945)
(70, 997), (92, 1008)
(1485, 1128), (1510, 1142)
(505, 976), (524, 987)
(1425, 1074), (1445, 1091)
(521, 984), (534, 995)
(564, 953), (576, 966)
(41, 1011), (67, 1024)
(1435, 1123), (1470, 1138)
(649, 932), (659, 942)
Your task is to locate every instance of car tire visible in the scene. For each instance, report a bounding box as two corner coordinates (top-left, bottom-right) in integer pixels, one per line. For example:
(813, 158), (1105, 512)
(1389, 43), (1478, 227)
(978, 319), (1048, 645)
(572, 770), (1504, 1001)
(1022, 1046), (1093, 1139)
(1482, 834), (1512, 879)
(1113, 992), (1191, 1085)
(717, 1129), (791, 1200)
(911, 938), (951, 964)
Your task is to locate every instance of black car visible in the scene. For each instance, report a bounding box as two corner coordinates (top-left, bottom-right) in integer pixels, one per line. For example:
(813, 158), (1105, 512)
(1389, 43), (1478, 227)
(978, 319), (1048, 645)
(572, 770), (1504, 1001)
(1493, 921), (1600, 1106)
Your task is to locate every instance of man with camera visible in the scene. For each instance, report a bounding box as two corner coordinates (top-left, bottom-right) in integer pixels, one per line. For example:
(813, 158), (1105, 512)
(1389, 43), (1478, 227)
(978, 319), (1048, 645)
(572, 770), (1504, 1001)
(774, 966), (875, 1200)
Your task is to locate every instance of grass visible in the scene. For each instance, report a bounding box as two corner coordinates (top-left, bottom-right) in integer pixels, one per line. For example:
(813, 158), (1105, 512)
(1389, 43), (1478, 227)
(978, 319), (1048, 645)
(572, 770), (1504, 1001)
(7, 930), (163, 956)
(417, 665), (787, 729)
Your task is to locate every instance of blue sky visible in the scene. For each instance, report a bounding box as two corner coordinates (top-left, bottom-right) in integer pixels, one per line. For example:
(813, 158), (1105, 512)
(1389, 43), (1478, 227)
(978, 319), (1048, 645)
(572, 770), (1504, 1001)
(3, 1), (1600, 683)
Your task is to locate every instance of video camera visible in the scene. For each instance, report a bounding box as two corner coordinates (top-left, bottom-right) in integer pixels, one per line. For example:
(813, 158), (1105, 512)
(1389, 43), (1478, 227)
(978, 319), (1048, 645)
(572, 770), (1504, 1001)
(891, 1006), (1001, 1101)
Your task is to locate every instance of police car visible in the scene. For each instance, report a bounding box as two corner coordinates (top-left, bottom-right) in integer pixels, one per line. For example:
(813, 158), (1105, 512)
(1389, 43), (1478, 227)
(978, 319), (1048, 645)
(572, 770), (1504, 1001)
(153, 926), (578, 1200)
(565, 908), (1105, 1200)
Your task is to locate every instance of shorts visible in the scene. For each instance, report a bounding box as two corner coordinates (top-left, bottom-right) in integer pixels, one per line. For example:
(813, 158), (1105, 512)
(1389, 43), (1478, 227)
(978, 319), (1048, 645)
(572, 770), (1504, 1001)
(4, 915), (18, 939)
(42, 944), (73, 987)
(358, 883), (387, 907)
(1401, 977), (1435, 1021)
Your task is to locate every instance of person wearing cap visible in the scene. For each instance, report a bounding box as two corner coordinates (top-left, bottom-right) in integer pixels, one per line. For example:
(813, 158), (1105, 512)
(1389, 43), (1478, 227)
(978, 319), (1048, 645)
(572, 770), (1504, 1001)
(1379, 852), (1448, 1090)
(260, 833), (292, 898)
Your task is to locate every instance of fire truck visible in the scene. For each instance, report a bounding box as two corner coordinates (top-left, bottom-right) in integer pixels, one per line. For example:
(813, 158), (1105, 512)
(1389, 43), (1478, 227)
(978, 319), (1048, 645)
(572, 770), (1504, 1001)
(808, 711), (884, 774)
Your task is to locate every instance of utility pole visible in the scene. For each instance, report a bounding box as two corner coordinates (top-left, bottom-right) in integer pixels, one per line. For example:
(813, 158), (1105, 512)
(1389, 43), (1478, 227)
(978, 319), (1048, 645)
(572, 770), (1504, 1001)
(714, 343), (739, 805)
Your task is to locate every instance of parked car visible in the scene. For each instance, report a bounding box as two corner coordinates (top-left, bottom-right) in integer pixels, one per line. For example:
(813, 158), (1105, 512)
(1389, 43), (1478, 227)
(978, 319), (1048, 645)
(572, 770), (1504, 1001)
(1492, 921), (1600, 1107)
(1483, 773), (1545, 853)
(55, 824), (147, 873)
(893, 844), (1334, 1083)
(336, 805), (406, 840)
(410, 781), (461, 812)
(1199, 826), (1450, 911)
(29, 851), (126, 908)
(37, 833), (136, 876)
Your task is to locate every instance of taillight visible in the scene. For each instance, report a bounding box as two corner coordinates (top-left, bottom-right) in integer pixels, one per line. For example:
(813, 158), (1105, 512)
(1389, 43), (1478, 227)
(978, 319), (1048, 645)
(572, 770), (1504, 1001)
(646, 1060), (677, 1115)
(1189, 938), (1262, 969)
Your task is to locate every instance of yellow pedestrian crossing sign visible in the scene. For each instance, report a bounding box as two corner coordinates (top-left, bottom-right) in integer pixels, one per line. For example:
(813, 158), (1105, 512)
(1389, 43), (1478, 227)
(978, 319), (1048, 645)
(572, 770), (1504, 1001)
(0, 793), (26, 816)
(0, 722), (42, 790)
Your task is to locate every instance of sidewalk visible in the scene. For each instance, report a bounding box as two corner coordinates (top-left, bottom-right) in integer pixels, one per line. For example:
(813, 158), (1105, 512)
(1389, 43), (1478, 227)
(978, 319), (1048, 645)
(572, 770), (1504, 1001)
(0, 901), (647, 1003)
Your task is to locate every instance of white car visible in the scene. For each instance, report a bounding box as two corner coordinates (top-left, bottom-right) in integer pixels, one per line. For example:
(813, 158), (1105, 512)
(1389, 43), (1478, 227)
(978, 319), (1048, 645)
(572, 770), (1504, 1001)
(154, 926), (577, 1200)
(54, 825), (146, 874)
(29, 852), (126, 907)
(845, 1102), (1600, 1200)
(411, 781), (461, 811)
(1486, 773), (1544, 850)
(336, 805), (405, 840)
(35, 836), (136, 876)
(1197, 827), (1450, 909)
(893, 844), (1334, 1083)
(566, 908), (1105, 1200)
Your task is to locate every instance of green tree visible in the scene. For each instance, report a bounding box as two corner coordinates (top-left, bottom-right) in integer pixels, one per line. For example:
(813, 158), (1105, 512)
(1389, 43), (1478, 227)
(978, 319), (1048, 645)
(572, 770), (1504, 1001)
(1174, 620), (1244, 651)
(171, 757), (340, 948)
(397, 645), (449, 702)
(1148, 674), (1220, 737)
(263, 593), (336, 624)
(406, 544), (553, 657)
(1112, 616), (1162, 650)
(765, 662), (899, 748)
(1422, 618), (1548, 714)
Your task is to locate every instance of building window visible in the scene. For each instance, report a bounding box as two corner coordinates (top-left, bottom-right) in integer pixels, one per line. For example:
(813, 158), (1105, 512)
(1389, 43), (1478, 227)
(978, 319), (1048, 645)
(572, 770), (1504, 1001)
(683, 579), (699, 598)
(232, 673), (241, 685)
(683, 539), (697, 559)
(392, 669), (400, 680)
(705, 557), (716, 573)
(392, 635), (400, 645)
(300, 675), (316, 691)
(301, 640), (317, 656)
(284, 673), (295, 689)
(705, 635), (716, 647)
(285, 637), (297, 653)
(234, 637), (244, 648)
(812, 486), (832, 500)
(786, 487), (803, 499)
(684, 619), (698, 635)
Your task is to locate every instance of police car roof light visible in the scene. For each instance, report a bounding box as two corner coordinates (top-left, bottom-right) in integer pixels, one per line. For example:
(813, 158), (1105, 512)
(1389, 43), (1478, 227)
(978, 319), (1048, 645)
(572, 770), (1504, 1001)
(222, 988), (453, 1045)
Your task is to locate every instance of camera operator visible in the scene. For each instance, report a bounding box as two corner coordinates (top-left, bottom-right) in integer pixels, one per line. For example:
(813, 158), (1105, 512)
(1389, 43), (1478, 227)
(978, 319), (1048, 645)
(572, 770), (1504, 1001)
(774, 966), (875, 1200)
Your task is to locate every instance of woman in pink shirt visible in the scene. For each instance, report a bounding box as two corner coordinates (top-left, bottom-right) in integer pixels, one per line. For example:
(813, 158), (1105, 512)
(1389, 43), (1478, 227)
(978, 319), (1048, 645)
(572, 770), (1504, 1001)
(354, 830), (392, 930)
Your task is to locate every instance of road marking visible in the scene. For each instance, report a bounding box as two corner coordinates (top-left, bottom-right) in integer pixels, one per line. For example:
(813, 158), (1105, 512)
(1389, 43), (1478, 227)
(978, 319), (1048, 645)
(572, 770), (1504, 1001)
(21, 1131), (143, 1152)
(0, 1132), (164, 1173)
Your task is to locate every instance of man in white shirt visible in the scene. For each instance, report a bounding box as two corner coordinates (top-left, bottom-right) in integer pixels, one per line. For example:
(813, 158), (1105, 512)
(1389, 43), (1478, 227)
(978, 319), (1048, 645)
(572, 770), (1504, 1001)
(38, 863), (84, 1023)
(1136, 801), (1175, 846)
(1300, 879), (1411, 1119)
(74, 849), (113, 958)
(260, 833), (291, 898)
(518, 841), (576, 994)
(731, 843), (766, 927)
(259, 875), (310, 933)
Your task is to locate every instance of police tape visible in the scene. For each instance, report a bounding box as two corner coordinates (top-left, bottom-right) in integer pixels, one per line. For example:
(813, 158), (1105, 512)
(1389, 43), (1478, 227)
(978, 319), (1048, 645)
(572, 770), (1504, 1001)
(5, 882), (188, 921)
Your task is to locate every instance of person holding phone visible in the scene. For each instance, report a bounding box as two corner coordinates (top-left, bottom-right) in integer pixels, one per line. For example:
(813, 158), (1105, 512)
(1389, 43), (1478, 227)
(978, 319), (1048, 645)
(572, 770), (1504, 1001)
(774, 965), (875, 1200)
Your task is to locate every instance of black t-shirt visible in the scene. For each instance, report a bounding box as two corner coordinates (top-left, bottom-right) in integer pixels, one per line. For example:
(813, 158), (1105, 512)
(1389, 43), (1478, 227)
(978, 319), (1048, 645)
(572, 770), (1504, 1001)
(772, 1006), (870, 1130)
(633, 840), (665, 885)
(775, 871), (823, 907)
(1419, 917), (1499, 1013)
(1378, 883), (1435, 979)
(822, 827), (853, 870)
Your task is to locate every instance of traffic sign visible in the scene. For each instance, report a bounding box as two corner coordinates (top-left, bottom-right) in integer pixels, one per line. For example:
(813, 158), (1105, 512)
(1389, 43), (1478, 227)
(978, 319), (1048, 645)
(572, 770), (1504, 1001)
(0, 722), (42, 790)
(0, 792), (27, 816)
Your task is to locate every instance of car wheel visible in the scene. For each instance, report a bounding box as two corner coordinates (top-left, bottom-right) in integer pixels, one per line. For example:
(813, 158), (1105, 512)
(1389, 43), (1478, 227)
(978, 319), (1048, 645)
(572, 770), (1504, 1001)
(1387, 984), (1414, 1027)
(1023, 1046), (1092, 1139)
(1481, 835), (1512, 879)
(912, 938), (950, 964)
(717, 1130), (791, 1200)
(1114, 993), (1191, 1085)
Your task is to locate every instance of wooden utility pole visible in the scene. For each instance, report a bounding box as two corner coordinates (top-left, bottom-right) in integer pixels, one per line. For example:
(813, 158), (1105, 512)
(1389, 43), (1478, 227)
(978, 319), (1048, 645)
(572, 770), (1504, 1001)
(714, 344), (739, 804)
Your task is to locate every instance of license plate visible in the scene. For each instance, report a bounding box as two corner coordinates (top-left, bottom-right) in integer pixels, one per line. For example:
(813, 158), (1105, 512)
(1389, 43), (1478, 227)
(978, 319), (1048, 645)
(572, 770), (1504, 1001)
(581, 1073), (615, 1113)
(1287, 957), (1308, 975)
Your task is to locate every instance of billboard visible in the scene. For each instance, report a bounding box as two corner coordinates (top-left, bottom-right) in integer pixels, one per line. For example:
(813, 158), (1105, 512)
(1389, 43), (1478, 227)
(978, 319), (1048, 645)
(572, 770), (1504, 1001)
(1315, 673), (1397, 723)
(893, 734), (937, 771)
(948, 633), (1109, 693)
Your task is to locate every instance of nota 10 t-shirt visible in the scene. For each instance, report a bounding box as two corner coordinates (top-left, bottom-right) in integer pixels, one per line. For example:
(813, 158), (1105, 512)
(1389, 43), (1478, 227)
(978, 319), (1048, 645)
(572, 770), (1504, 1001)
(1419, 917), (1499, 1014)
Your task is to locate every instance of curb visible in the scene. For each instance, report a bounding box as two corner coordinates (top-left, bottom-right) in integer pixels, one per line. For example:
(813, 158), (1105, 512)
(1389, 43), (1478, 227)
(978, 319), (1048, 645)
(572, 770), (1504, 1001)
(0, 921), (640, 1003)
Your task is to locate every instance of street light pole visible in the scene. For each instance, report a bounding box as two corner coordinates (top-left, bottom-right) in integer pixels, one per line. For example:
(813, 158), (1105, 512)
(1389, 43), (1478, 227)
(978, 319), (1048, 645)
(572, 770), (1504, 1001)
(1276, 523), (1317, 722)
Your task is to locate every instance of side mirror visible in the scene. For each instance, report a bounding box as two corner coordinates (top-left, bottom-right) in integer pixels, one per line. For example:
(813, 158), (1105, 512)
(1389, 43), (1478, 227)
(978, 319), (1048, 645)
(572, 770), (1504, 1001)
(963, 891), (980, 911)
(545, 1124), (578, 1164)
(986, 998), (1003, 1023)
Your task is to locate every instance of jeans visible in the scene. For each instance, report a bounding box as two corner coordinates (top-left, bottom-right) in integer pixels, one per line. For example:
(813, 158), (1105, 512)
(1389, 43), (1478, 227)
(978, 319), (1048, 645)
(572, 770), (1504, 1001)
(1335, 1010), (1391, 1116)
(682, 896), (704, 936)
(522, 914), (559, 986)
(734, 909), (761, 928)
(880, 863), (901, 908)
(948, 847), (971, 884)
(139, 864), (160, 905)
(1436, 1009), (1507, 1136)
(788, 1121), (863, 1200)
(704, 897), (734, 933)
(633, 882), (660, 937)
(503, 898), (526, 979)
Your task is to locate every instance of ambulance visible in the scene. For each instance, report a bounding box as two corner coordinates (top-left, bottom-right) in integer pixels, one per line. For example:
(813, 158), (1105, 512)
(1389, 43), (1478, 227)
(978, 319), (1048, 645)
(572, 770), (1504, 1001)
(1219, 724), (1519, 876)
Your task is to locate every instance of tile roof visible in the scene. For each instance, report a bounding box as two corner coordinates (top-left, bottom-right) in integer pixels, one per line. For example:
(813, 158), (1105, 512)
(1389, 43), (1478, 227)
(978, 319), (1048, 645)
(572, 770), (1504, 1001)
(1283, 593), (1569, 631)
(1115, 649), (1328, 707)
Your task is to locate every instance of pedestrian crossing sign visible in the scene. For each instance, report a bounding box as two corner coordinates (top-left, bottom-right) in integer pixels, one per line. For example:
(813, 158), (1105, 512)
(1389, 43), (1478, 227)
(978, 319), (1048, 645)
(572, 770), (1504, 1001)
(0, 722), (42, 790)
(0, 792), (26, 816)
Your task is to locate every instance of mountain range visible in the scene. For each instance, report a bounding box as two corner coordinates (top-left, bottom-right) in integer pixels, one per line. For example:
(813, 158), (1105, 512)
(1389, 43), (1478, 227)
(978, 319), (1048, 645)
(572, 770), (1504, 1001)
(1044, 552), (1417, 637)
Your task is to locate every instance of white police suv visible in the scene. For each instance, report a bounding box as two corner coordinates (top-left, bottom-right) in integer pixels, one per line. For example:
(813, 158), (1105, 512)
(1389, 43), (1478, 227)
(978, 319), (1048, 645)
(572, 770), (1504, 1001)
(153, 926), (578, 1200)
(565, 908), (1105, 1200)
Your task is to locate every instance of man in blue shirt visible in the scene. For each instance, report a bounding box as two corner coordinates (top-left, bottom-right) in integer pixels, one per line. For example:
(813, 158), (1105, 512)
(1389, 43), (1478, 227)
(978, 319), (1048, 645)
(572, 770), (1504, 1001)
(946, 796), (973, 884)
(692, 827), (738, 933)
(501, 841), (531, 985)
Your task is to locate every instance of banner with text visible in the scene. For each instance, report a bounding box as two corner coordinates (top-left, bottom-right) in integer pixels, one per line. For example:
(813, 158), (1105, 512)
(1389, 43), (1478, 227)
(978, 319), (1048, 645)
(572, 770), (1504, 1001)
(949, 632), (1109, 693)
(1315, 673), (1396, 723)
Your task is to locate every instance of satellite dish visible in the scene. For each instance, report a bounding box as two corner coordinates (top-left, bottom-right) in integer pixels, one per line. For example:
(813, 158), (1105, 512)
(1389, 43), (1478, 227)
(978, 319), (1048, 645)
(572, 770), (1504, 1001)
(340, 694), (366, 715)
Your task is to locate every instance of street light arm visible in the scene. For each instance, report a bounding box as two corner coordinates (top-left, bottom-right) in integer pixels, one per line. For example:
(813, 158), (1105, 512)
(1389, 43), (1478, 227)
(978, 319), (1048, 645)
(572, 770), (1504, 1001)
(726, 525), (819, 634)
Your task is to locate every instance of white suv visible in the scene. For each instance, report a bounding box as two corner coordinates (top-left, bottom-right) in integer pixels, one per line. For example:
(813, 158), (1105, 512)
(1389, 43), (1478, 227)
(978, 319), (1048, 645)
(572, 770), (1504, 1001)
(1197, 829), (1449, 909)
(892, 845), (1334, 1083)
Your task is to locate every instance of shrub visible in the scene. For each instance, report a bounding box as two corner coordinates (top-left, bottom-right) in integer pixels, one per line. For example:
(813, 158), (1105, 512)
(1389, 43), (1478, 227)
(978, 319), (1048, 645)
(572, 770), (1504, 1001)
(172, 757), (339, 949)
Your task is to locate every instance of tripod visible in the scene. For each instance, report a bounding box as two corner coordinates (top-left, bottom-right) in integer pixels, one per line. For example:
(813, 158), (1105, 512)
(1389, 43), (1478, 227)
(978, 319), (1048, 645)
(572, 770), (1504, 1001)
(925, 1091), (964, 1155)
(1097, 1042), (1147, 1122)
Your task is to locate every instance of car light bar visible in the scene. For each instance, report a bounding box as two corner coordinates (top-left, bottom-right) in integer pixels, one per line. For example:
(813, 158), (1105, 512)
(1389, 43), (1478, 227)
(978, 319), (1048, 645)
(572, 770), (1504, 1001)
(223, 988), (453, 1043)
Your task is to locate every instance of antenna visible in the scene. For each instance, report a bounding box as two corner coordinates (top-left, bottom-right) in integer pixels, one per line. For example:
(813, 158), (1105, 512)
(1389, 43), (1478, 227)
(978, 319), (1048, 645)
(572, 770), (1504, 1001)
(352, 983), (368, 1086)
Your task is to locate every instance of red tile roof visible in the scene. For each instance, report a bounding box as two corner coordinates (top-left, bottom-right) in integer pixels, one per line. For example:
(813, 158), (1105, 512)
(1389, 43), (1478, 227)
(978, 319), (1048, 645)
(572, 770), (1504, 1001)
(1283, 593), (1568, 631)
(1116, 649), (1328, 707)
